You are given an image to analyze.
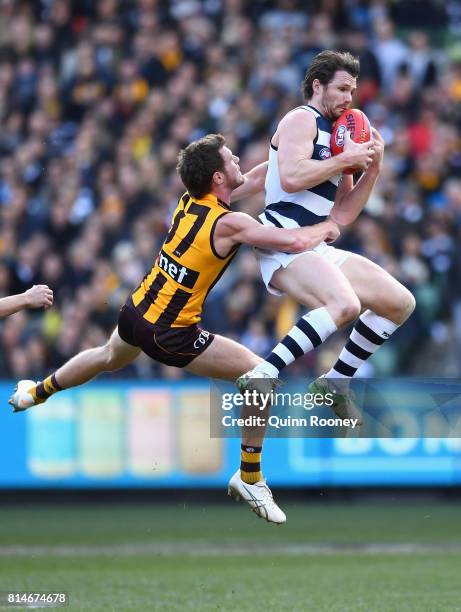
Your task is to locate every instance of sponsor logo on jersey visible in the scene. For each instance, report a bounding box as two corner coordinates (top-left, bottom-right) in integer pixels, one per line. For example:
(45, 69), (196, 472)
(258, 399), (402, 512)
(157, 249), (199, 289)
(319, 147), (331, 159)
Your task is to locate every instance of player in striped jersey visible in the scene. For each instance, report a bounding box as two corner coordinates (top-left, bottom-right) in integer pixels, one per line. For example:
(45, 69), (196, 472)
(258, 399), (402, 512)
(238, 50), (415, 419)
(10, 134), (339, 524)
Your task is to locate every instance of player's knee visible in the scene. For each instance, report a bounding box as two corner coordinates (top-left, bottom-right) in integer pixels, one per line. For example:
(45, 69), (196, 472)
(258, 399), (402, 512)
(383, 287), (416, 324)
(332, 296), (361, 327)
(342, 299), (361, 325)
(396, 288), (416, 322)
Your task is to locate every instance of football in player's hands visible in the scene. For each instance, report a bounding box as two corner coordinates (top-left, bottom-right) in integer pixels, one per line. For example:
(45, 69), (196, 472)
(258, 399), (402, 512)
(330, 109), (372, 175)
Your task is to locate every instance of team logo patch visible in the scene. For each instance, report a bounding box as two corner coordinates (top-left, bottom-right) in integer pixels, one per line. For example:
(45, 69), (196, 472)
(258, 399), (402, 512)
(335, 124), (346, 147)
(319, 147), (331, 159)
(193, 330), (211, 349)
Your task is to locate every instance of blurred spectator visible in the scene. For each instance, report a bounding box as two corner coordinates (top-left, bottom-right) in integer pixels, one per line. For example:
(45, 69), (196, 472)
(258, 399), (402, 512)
(341, 27), (381, 107)
(372, 18), (408, 92)
(403, 30), (438, 89)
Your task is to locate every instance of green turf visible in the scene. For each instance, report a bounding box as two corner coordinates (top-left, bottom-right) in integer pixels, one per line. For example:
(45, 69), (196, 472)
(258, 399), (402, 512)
(0, 502), (460, 611)
(0, 502), (459, 545)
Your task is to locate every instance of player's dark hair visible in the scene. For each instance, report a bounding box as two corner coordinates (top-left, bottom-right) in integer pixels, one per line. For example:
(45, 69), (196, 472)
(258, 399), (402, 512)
(177, 133), (226, 198)
(302, 50), (360, 99)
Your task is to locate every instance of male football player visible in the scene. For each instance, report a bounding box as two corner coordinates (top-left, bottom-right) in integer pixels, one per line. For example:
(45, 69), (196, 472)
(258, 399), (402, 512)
(238, 50), (415, 418)
(10, 134), (339, 524)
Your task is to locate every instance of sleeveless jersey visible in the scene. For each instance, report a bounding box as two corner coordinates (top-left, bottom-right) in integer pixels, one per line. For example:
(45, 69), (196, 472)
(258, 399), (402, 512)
(261, 105), (341, 229)
(131, 192), (238, 327)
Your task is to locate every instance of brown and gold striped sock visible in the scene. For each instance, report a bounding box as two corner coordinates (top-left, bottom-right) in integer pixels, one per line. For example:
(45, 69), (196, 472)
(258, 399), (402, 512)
(31, 374), (63, 405)
(240, 445), (262, 484)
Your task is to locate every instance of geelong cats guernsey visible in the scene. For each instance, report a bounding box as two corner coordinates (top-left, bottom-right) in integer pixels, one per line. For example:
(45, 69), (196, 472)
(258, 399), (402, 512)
(261, 105), (341, 230)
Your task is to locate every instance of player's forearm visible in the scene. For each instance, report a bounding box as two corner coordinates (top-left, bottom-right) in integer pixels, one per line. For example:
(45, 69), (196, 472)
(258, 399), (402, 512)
(248, 223), (329, 253)
(0, 293), (28, 318)
(231, 161), (268, 202)
(280, 156), (347, 193)
(331, 168), (380, 225)
(293, 222), (334, 252)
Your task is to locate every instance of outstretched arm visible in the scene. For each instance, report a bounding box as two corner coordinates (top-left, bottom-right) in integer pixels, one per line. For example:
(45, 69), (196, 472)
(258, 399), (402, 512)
(0, 285), (53, 318)
(213, 212), (340, 256)
(230, 161), (268, 203)
(330, 128), (384, 226)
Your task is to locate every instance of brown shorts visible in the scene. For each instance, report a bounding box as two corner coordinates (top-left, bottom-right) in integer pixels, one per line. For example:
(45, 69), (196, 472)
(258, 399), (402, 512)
(117, 303), (214, 368)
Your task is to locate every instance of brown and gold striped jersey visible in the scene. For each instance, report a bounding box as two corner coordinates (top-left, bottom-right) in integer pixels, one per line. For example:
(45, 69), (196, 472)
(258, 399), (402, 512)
(131, 192), (238, 327)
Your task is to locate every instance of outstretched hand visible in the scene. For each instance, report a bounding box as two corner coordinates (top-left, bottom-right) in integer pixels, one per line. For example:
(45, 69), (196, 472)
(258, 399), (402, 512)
(24, 285), (54, 309)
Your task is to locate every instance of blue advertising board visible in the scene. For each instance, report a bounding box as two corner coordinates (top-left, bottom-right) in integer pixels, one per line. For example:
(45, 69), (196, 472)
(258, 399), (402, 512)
(0, 381), (460, 487)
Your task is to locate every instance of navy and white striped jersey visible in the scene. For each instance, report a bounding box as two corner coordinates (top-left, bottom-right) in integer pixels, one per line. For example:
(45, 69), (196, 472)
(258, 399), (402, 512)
(260, 105), (341, 229)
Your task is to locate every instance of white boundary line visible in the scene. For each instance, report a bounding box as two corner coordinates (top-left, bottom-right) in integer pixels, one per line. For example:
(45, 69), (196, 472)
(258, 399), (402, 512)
(1, 542), (461, 557)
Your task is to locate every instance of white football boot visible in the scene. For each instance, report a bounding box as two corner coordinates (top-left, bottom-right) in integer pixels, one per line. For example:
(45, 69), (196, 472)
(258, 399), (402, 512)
(236, 368), (281, 394)
(9, 380), (38, 412)
(228, 469), (286, 524)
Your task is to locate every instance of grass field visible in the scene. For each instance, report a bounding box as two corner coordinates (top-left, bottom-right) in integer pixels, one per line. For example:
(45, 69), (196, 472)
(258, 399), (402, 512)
(1, 499), (460, 611)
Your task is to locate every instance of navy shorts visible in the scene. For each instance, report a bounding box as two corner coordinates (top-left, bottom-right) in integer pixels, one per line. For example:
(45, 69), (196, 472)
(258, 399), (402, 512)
(117, 303), (214, 368)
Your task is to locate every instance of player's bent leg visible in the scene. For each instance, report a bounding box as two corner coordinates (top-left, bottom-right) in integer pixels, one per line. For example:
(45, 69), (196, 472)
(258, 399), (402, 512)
(339, 252), (416, 324)
(186, 332), (279, 404)
(186, 335), (286, 524)
(320, 251), (416, 388)
(185, 334), (275, 447)
(186, 334), (267, 446)
(271, 251), (362, 328)
(9, 327), (140, 412)
(56, 327), (141, 388)
(185, 333), (262, 381)
(251, 251), (361, 380)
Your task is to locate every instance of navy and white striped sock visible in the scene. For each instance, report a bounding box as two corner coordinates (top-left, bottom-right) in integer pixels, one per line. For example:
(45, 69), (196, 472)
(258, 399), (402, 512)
(325, 310), (399, 380)
(254, 307), (337, 378)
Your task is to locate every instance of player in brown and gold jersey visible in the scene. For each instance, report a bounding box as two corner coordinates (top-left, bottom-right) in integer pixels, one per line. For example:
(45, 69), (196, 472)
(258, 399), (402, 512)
(10, 134), (339, 523)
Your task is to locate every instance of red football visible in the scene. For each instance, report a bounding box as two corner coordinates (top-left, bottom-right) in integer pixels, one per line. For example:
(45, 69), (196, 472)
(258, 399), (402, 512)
(330, 108), (372, 174)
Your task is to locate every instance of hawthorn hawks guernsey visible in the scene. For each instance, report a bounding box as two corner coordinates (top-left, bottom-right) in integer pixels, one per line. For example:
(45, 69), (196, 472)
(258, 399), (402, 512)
(131, 192), (237, 327)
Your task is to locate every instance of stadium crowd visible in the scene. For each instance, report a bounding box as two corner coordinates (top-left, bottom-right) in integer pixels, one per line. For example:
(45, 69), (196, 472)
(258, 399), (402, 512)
(0, 0), (460, 380)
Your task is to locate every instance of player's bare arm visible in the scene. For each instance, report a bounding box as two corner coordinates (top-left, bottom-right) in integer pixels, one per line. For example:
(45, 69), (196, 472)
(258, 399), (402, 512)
(331, 128), (385, 225)
(0, 285), (53, 318)
(213, 212), (339, 255)
(230, 161), (268, 202)
(275, 110), (373, 193)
